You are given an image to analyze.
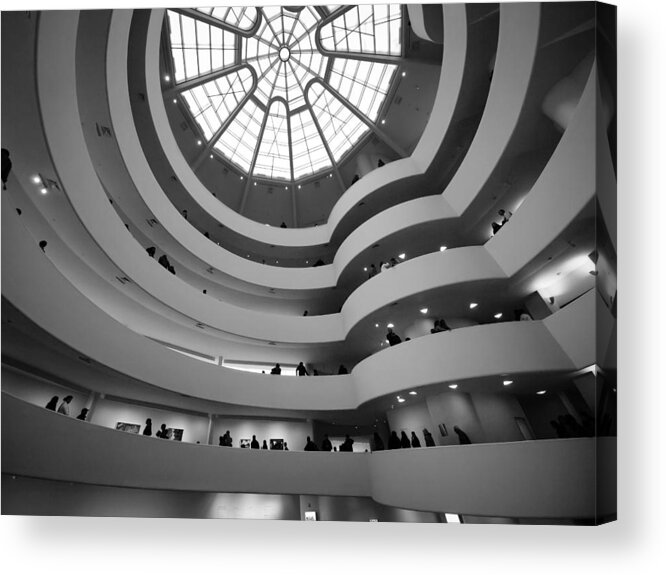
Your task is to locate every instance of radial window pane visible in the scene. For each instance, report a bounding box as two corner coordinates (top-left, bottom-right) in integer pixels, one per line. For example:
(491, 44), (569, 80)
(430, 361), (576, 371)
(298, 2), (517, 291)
(195, 6), (259, 32)
(254, 101), (292, 180)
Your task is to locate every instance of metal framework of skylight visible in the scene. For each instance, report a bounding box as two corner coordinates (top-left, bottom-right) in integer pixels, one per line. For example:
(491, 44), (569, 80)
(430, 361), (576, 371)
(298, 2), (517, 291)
(165, 5), (403, 184)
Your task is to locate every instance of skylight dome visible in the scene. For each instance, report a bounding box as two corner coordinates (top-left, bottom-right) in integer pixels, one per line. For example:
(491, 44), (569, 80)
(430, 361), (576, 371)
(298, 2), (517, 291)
(166, 5), (402, 183)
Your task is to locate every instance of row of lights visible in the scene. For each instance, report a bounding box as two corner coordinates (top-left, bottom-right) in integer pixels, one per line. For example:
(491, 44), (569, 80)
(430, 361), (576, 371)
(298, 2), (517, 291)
(31, 175), (48, 195)
(396, 390), (418, 403)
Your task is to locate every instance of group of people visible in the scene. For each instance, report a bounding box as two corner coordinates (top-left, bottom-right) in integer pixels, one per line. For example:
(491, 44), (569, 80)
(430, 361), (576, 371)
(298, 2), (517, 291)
(146, 246), (176, 275)
(491, 208), (513, 235)
(45, 395), (88, 421)
(431, 319), (452, 333)
(373, 429), (436, 450)
(550, 414), (595, 438)
(367, 257), (401, 280)
(267, 363), (349, 376)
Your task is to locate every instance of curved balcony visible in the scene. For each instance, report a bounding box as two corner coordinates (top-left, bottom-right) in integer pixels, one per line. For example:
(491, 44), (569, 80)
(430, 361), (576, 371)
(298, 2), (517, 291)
(2, 393), (615, 520)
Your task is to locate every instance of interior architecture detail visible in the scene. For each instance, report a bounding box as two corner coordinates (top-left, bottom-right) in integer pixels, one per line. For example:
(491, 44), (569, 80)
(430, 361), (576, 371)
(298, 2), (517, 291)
(1, 2), (617, 524)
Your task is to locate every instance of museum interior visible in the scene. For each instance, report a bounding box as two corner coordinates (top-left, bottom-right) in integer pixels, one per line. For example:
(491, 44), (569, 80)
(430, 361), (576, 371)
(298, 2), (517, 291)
(1, 3), (616, 523)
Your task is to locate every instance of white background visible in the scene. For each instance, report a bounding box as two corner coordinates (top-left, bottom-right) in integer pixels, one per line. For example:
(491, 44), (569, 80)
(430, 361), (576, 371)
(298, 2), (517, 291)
(1, 0), (663, 572)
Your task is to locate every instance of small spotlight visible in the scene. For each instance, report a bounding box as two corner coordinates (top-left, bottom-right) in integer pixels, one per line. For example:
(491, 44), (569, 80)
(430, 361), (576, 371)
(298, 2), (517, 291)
(254, 182), (257, 186)
(439, 246), (447, 251)
(364, 267), (368, 272)
(298, 184), (301, 189)
(173, 98), (177, 104)
(398, 253), (405, 260)
(409, 391), (417, 396)
(31, 175), (41, 184)
(40, 188), (48, 195)
(210, 154), (214, 159)
(381, 119), (386, 125)
(387, 323), (394, 328)
(401, 71), (406, 77)
(448, 384), (458, 390)
(494, 313), (503, 319)
(503, 380), (513, 386)
(469, 303), (478, 309)
(420, 308), (428, 314)
(164, 75), (170, 82)
(197, 140), (202, 146)
(397, 397), (405, 403)
(240, 176), (244, 180)
(537, 390), (547, 395)
(375, 323), (379, 328)
(285, 186), (288, 190)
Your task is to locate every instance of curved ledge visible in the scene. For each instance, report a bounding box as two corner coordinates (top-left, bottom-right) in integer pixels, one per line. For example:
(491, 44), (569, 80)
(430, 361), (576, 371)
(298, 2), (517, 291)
(2, 394), (614, 519)
(2, 195), (593, 410)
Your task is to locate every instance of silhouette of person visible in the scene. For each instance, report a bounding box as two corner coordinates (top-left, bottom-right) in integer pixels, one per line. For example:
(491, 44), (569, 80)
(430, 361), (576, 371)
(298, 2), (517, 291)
(1, 148), (12, 189)
(303, 310), (309, 316)
(284, 442), (289, 451)
(304, 436), (319, 451)
(251, 435), (260, 449)
(400, 431), (411, 448)
(76, 408), (89, 421)
(386, 327), (402, 346)
(221, 430), (232, 447)
(280, 222), (287, 228)
(373, 432), (385, 451)
(351, 174), (360, 184)
(368, 264), (378, 278)
(339, 434), (354, 452)
(168, 265), (175, 275)
(39, 240), (47, 252)
(498, 209), (512, 225)
(45, 396), (59, 411)
(453, 425), (472, 444)
(146, 246), (156, 258)
(143, 418), (153, 436)
(410, 431), (421, 448)
(388, 431), (401, 450)
(158, 254), (169, 269)
(182, 209), (188, 220)
(321, 434), (332, 451)
(389, 257), (399, 267)
(338, 364), (348, 374)
(270, 363), (281, 375)
(377, 158), (385, 167)
(423, 428), (436, 447)
(157, 424), (168, 439)
(261, 440), (268, 450)
(57, 395), (73, 416)
(313, 259), (325, 267)
(296, 362), (308, 376)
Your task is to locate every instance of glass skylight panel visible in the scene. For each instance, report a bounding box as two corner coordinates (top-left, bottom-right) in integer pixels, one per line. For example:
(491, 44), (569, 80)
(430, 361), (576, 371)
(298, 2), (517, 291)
(319, 4), (402, 56)
(309, 83), (369, 162)
(213, 100), (264, 172)
(168, 11), (238, 82)
(254, 101), (292, 180)
(329, 59), (396, 121)
(181, 68), (254, 141)
(194, 6), (259, 32)
(290, 110), (331, 179)
(167, 6), (402, 182)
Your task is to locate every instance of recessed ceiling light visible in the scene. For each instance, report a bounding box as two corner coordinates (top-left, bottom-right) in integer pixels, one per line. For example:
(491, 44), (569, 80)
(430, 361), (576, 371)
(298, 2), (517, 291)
(253, 182), (257, 186)
(246, 254), (250, 258)
(503, 380), (513, 386)
(401, 71), (406, 77)
(31, 175), (41, 184)
(385, 339), (389, 344)
(537, 390), (547, 395)
(469, 303), (478, 309)
(409, 391), (417, 396)
(285, 186), (288, 190)
(173, 98), (177, 103)
(387, 323), (394, 328)
(375, 323), (379, 328)
(397, 397), (405, 403)
(164, 75), (170, 82)
(210, 154), (214, 159)
(197, 140), (202, 146)
(40, 188), (48, 195)
(420, 308), (428, 314)
(440, 246), (447, 251)
(449, 384), (458, 390)
(240, 176), (244, 180)
(398, 253), (405, 259)
(363, 267), (368, 272)
(494, 313), (503, 319)
(381, 119), (386, 125)
(298, 184), (301, 189)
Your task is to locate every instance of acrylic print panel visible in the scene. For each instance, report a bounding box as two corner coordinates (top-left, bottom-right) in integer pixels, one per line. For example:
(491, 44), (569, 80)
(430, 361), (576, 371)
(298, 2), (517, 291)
(0, 2), (615, 524)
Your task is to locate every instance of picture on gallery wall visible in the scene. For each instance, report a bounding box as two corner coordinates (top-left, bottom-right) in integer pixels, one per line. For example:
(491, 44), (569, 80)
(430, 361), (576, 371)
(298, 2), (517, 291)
(167, 428), (183, 441)
(270, 439), (285, 450)
(438, 423), (448, 437)
(116, 422), (140, 434)
(240, 438), (251, 448)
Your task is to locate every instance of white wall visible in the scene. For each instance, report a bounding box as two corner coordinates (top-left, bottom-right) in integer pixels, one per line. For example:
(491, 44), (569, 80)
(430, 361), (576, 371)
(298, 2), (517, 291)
(426, 391), (485, 446)
(386, 401), (434, 447)
(470, 393), (528, 443)
(91, 397), (209, 444)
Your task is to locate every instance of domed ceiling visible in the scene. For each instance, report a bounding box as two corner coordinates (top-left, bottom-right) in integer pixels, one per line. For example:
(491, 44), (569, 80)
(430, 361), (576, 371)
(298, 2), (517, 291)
(166, 5), (403, 184)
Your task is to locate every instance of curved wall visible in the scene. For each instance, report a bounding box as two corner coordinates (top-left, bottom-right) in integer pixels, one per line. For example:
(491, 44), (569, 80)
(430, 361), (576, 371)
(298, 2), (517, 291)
(2, 394), (612, 519)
